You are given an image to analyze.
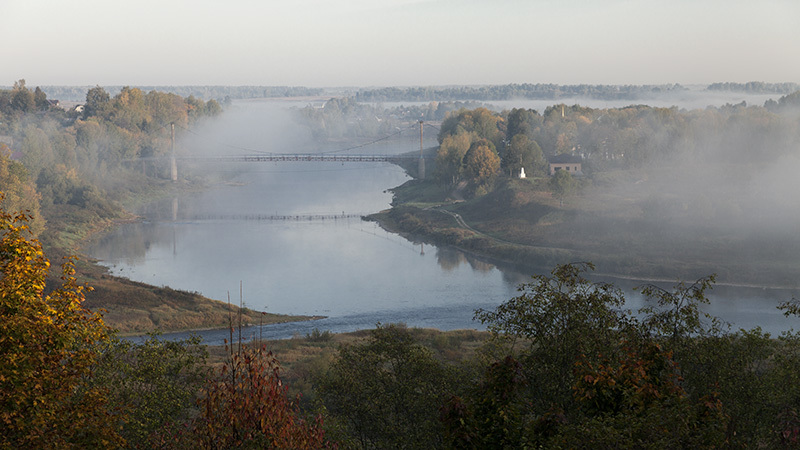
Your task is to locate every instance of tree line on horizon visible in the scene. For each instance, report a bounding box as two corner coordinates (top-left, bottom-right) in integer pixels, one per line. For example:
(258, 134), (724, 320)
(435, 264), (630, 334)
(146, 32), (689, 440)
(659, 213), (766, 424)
(354, 83), (689, 103)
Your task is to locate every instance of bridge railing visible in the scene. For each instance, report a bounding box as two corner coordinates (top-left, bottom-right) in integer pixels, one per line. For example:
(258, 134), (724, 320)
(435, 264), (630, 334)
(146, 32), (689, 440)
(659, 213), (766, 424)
(175, 154), (420, 163)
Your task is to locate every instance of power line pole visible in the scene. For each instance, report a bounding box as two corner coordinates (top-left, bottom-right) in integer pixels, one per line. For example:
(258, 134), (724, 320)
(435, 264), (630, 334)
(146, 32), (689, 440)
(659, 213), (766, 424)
(418, 120), (425, 180)
(170, 123), (178, 182)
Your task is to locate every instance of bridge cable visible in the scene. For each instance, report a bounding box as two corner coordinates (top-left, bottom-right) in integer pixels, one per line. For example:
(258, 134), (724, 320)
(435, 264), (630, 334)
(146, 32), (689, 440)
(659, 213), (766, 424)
(173, 122), (275, 154)
(174, 122), (419, 156)
(319, 124), (417, 154)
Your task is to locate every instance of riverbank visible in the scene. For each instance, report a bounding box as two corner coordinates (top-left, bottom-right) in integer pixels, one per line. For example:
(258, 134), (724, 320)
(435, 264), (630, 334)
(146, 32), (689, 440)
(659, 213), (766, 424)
(42, 178), (323, 335)
(369, 173), (800, 290)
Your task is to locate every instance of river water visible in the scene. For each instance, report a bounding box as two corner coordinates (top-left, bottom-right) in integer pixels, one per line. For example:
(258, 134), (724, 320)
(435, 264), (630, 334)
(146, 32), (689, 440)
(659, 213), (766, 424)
(86, 100), (800, 345)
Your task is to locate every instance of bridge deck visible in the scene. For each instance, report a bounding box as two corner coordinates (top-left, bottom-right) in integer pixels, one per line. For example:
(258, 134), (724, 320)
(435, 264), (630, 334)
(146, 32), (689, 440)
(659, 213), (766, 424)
(187, 213), (364, 221)
(178, 154), (420, 163)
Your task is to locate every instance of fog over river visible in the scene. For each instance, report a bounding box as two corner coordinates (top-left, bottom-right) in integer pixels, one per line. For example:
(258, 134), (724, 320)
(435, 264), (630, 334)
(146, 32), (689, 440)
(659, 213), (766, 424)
(86, 99), (800, 344)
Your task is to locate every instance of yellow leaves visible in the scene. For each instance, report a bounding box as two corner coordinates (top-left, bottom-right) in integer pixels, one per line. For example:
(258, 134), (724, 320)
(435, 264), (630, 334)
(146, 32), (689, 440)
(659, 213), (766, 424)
(0, 203), (117, 446)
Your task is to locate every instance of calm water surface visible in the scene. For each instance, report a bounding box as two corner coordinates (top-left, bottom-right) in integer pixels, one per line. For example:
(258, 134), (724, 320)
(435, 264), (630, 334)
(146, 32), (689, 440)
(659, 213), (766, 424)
(87, 102), (800, 344)
(89, 124), (533, 343)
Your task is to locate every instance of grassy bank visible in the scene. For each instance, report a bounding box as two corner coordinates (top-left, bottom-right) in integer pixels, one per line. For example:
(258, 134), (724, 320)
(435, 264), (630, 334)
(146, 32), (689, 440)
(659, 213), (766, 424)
(370, 174), (800, 289)
(206, 326), (490, 407)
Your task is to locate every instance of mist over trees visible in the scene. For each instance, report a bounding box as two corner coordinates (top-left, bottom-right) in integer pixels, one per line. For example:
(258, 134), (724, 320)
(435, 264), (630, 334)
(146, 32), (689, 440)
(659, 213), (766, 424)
(295, 89), (800, 239)
(295, 97), (486, 141)
(0, 80), (224, 237)
(5, 80), (800, 447)
(0, 85), (325, 103)
(707, 81), (800, 94)
(353, 83), (688, 102)
(302, 87), (800, 286)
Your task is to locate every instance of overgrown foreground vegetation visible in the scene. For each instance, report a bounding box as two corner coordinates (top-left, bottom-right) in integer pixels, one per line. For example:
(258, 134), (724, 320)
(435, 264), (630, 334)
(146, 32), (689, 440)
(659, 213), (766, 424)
(5, 202), (800, 449)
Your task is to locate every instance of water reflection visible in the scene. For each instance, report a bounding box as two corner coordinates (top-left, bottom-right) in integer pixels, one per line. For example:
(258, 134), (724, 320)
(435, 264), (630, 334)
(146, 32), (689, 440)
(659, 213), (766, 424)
(89, 101), (800, 344)
(436, 248), (464, 272)
(88, 135), (527, 327)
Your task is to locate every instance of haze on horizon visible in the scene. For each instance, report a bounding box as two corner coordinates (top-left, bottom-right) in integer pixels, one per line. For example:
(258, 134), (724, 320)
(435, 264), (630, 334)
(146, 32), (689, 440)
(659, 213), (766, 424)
(2, 0), (799, 88)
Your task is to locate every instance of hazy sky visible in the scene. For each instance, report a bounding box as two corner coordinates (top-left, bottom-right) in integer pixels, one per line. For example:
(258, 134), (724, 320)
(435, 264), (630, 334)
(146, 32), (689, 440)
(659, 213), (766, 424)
(2, 0), (798, 87)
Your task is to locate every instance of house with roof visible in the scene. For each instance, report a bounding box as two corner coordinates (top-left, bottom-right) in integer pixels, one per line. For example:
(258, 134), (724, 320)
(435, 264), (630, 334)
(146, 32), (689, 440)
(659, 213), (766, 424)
(549, 154), (583, 176)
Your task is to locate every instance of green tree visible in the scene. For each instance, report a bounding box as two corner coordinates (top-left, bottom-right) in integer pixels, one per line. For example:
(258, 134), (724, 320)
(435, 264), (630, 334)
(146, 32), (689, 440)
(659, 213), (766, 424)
(475, 263), (631, 413)
(92, 334), (208, 447)
(84, 85), (111, 119)
(502, 133), (544, 177)
(0, 146), (44, 236)
(469, 264), (733, 448)
(75, 119), (106, 172)
(33, 86), (48, 110)
(10, 79), (34, 113)
(441, 355), (529, 449)
(505, 108), (539, 140)
(204, 99), (223, 116)
(20, 124), (54, 180)
(638, 275), (721, 347)
(0, 200), (122, 447)
(315, 324), (458, 449)
(549, 168), (577, 206)
(186, 95), (205, 122)
(51, 129), (78, 166)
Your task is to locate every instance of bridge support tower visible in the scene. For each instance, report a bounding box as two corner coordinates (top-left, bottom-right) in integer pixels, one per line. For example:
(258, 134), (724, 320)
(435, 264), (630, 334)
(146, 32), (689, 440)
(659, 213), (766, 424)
(418, 120), (425, 180)
(170, 123), (178, 182)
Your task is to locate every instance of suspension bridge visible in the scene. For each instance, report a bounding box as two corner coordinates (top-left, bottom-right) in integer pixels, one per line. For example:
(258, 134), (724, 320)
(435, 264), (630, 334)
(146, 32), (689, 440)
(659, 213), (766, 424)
(153, 120), (441, 181)
(185, 212), (364, 221)
(174, 153), (419, 164)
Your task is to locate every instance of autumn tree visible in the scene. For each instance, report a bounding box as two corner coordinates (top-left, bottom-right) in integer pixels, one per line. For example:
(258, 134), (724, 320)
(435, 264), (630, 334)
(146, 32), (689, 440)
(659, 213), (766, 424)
(558, 340), (727, 448)
(145, 90), (189, 130)
(434, 132), (471, 186)
(110, 86), (148, 131)
(0, 199), (122, 447)
(463, 139), (500, 196)
(438, 107), (503, 148)
(172, 342), (331, 449)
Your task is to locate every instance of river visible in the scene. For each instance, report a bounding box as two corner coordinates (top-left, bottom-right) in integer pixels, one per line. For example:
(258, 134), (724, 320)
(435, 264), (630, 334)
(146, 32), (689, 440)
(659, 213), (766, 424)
(86, 100), (800, 345)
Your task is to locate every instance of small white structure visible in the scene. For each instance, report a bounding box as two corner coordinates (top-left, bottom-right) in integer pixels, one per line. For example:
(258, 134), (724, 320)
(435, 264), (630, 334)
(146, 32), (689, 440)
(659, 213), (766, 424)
(519, 167), (526, 179)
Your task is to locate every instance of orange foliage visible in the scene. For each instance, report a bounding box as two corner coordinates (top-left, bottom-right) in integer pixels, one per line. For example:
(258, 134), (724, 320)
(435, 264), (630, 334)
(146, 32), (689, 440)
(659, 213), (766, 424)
(166, 343), (334, 449)
(0, 196), (121, 447)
